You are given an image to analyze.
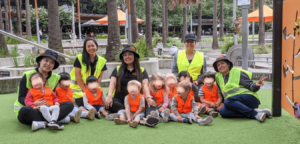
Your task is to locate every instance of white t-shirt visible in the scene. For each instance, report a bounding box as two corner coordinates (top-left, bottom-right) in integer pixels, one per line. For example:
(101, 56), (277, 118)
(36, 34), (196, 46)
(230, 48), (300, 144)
(169, 46), (178, 55)
(157, 42), (163, 49)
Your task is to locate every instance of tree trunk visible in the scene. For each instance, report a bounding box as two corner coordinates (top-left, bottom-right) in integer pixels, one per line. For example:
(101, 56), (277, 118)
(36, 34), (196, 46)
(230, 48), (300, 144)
(233, 0), (237, 44)
(106, 0), (121, 61)
(220, 0), (224, 38)
(162, 0), (166, 45)
(212, 0), (219, 49)
(16, 0), (22, 37)
(130, 0), (139, 43)
(181, 7), (187, 42)
(258, 0), (265, 45)
(165, 0), (169, 38)
(4, 0), (9, 32)
(145, 0), (153, 52)
(0, 8), (9, 56)
(48, 0), (65, 64)
(25, 0), (32, 40)
(196, 2), (202, 42)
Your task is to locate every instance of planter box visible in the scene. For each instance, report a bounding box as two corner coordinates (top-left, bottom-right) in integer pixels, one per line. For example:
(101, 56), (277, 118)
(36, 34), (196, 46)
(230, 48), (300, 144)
(0, 56), (24, 67)
(0, 76), (21, 94)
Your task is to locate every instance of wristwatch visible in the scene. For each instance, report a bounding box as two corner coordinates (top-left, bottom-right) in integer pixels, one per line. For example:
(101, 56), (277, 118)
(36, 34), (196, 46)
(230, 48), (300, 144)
(146, 95), (151, 99)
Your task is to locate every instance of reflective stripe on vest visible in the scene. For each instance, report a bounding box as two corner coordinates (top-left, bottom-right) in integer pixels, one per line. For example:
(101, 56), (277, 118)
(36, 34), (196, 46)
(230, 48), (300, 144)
(176, 94), (193, 114)
(70, 54), (107, 99)
(14, 69), (60, 117)
(215, 68), (260, 101)
(177, 50), (204, 81)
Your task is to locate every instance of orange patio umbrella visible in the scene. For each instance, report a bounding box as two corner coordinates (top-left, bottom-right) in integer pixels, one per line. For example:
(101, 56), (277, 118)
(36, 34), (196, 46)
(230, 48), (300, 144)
(238, 5), (273, 23)
(93, 9), (145, 25)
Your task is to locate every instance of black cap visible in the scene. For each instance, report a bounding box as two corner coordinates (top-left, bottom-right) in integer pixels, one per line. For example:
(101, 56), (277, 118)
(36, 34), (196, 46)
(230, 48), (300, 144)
(119, 45), (140, 60)
(36, 49), (60, 70)
(184, 33), (197, 42)
(213, 55), (233, 72)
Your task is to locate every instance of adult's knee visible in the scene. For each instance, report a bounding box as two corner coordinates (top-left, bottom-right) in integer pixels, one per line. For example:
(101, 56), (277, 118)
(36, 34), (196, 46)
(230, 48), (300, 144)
(18, 106), (32, 117)
(219, 107), (226, 116)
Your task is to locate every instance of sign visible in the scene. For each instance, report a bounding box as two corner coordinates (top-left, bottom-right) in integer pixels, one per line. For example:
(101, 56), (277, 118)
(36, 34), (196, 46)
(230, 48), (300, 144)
(237, 0), (251, 6)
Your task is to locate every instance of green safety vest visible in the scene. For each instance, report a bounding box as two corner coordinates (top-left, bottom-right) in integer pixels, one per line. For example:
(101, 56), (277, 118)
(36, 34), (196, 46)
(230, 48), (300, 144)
(215, 68), (260, 101)
(70, 54), (107, 99)
(13, 69), (61, 117)
(177, 50), (204, 81)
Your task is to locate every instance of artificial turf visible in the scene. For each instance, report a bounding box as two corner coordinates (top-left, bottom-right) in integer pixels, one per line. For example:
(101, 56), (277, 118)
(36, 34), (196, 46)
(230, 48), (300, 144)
(0, 89), (300, 144)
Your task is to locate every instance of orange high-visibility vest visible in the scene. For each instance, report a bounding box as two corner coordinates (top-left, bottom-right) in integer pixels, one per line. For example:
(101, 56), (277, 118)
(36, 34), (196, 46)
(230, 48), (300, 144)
(85, 88), (103, 106)
(56, 87), (74, 103)
(30, 87), (54, 105)
(128, 94), (143, 113)
(175, 94), (193, 114)
(202, 84), (218, 103)
(150, 89), (164, 106)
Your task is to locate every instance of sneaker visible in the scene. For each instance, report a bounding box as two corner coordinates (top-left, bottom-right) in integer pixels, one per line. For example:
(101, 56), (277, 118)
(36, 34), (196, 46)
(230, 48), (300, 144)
(47, 120), (63, 130)
(163, 108), (170, 123)
(146, 117), (159, 126)
(198, 106), (206, 116)
(105, 113), (119, 121)
(129, 121), (138, 128)
(95, 112), (101, 119)
(255, 112), (266, 122)
(198, 116), (214, 126)
(209, 111), (218, 118)
(32, 121), (46, 131)
(150, 111), (162, 123)
(183, 117), (193, 124)
(114, 118), (127, 124)
(59, 116), (70, 124)
(87, 109), (95, 120)
(73, 110), (82, 123)
(254, 108), (272, 118)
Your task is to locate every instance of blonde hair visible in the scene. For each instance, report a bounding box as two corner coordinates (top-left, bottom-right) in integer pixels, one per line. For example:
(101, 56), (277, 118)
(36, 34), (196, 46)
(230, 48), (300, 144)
(177, 81), (192, 92)
(127, 80), (142, 90)
(165, 73), (177, 82)
(150, 73), (168, 94)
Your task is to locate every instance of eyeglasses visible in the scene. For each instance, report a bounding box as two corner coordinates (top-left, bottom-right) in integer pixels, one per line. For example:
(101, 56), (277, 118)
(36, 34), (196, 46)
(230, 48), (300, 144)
(122, 53), (133, 57)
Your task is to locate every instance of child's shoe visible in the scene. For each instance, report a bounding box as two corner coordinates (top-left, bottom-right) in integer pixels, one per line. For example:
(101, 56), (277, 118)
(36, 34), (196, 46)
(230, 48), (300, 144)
(150, 111), (162, 123)
(139, 117), (159, 127)
(105, 113), (119, 121)
(129, 121), (138, 128)
(95, 112), (101, 119)
(198, 106), (206, 116)
(48, 120), (64, 130)
(114, 118), (127, 124)
(255, 112), (266, 122)
(87, 109), (95, 120)
(209, 110), (218, 118)
(32, 121), (46, 131)
(71, 110), (82, 123)
(163, 108), (170, 123)
(59, 116), (70, 124)
(198, 116), (214, 126)
(182, 117), (193, 124)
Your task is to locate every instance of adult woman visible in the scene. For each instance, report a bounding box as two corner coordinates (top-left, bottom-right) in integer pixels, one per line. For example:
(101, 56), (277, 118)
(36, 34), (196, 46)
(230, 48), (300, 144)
(105, 45), (158, 126)
(14, 50), (74, 127)
(171, 33), (207, 87)
(213, 56), (271, 122)
(70, 38), (107, 106)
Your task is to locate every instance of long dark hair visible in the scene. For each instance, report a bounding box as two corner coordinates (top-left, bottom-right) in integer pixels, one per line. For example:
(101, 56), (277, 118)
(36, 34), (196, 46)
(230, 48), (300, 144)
(116, 53), (143, 93)
(82, 38), (98, 72)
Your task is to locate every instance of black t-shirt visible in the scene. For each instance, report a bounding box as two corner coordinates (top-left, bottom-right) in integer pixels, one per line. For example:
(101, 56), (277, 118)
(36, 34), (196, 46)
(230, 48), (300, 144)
(110, 67), (149, 101)
(73, 55), (107, 75)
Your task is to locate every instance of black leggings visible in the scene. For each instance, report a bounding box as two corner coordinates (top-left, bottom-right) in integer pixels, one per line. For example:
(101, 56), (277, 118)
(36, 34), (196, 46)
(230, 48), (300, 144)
(107, 98), (125, 113)
(145, 98), (157, 116)
(75, 97), (84, 107)
(17, 101), (74, 125)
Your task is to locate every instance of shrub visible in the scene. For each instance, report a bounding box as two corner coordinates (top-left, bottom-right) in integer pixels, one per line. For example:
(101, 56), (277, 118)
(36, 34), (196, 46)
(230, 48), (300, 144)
(218, 37), (225, 41)
(251, 45), (270, 54)
(133, 38), (148, 61)
(10, 45), (20, 67)
(0, 48), (6, 58)
(152, 31), (161, 47)
(114, 48), (123, 62)
(5, 37), (20, 44)
(96, 35), (125, 39)
(168, 32), (174, 37)
(120, 35), (125, 39)
(220, 41), (234, 54)
(23, 51), (37, 67)
(267, 29), (273, 32)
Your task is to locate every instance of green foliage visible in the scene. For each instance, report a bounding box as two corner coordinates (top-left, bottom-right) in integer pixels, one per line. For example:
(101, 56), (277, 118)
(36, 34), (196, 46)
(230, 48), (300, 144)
(251, 45), (270, 54)
(120, 35), (125, 39)
(90, 0), (107, 14)
(165, 38), (184, 48)
(218, 37), (225, 41)
(96, 35), (125, 39)
(28, 6), (48, 29)
(59, 6), (74, 26)
(23, 51), (37, 67)
(114, 48), (123, 62)
(0, 48), (6, 58)
(267, 29), (273, 32)
(10, 45), (20, 68)
(133, 38), (147, 61)
(152, 31), (161, 47)
(220, 41), (234, 54)
(5, 37), (20, 44)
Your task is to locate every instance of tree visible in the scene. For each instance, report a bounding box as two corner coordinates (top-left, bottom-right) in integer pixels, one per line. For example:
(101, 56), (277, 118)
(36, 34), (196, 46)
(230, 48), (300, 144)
(25, 0), (32, 40)
(67, 0), (76, 42)
(196, 1), (202, 42)
(28, 6), (48, 30)
(0, 6), (9, 56)
(16, 0), (22, 37)
(58, 6), (73, 32)
(4, 0), (9, 32)
(165, 0), (169, 38)
(106, 0), (121, 61)
(162, 0), (167, 44)
(130, 0), (139, 43)
(212, 0), (219, 49)
(145, 0), (153, 51)
(181, 6), (187, 42)
(258, 0), (265, 45)
(220, 0), (224, 38)
(48, 0), (65, 64)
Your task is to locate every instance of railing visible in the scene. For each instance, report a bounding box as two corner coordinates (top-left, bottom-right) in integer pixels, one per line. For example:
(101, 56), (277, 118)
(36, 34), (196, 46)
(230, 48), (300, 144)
(0, 30), (75, 59)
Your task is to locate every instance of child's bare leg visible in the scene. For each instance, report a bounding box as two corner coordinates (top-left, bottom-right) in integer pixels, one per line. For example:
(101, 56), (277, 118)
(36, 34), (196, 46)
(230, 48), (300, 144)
(119, 115), (126, 120)
(134, 118), (140, 123)
(100, 108), (109, 117)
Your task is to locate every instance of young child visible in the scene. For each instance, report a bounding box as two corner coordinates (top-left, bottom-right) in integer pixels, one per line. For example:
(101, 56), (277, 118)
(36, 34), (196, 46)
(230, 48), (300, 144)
(80, 76), (110, 120)
(25, 72), (63, 131)
(114, 80), (145, 128)
(148, 73), (170, 123)
(165, 73), (177, 113)
(199, 72), (224, 117)
(157, 39), (163, 56)
(170, 81), (214, 125)
(56, 72), (92, 123)
(178, 71), (206, 115)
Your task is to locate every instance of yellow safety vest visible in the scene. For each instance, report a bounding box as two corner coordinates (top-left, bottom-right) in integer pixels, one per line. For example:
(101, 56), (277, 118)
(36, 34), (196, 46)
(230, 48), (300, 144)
(13, 70), (60, 117)
(177, 50), (204, 81)
(215, 68), (260, 101)
(70, 54), (107, 99)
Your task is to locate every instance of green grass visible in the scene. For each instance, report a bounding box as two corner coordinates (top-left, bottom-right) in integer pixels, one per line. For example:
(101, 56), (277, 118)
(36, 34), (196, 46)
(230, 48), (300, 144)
(0, 89), (300, 143)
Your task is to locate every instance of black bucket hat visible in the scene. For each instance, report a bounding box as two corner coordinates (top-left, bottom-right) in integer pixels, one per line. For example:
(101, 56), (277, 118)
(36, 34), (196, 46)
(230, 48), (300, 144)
(213, 56), (233, 72)
(119, 45), (140, 60)
(36, 49), (60, 70)
(184, 33), (197, 42)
